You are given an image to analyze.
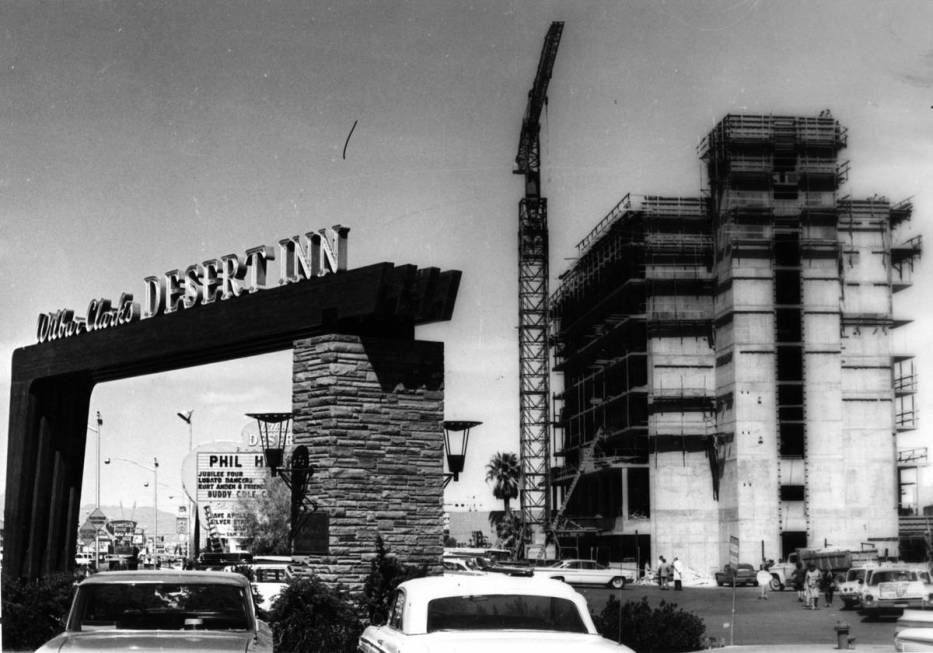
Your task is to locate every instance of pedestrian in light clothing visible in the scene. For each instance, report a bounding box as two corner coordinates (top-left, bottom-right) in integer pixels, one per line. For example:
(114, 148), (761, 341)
(756, 565), (772, 600)
(672, 556), (684, 591)
(804, 563), (821, 609)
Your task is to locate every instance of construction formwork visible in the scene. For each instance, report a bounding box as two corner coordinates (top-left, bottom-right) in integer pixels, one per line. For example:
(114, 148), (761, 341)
(549, 194), (713, 562)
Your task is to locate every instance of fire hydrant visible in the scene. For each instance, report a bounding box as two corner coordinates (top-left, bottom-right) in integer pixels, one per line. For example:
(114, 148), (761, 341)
(834, 620), (852, 649)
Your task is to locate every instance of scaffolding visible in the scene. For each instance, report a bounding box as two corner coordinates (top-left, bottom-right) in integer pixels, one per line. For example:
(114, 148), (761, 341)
(549, 194), (711, 540)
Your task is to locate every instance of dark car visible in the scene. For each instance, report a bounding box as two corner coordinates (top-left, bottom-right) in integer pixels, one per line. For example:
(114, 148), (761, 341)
(715, 563), (759, 587)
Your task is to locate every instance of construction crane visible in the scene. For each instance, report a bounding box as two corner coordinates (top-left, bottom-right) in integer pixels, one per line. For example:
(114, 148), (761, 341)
(513, 21), (563, 552)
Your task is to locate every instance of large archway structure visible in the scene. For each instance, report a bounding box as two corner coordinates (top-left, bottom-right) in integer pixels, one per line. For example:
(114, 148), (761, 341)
(5, 260), (460, 579)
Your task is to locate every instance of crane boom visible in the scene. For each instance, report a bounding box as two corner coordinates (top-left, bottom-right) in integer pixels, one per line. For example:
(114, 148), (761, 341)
(514, 22), (564, 193)
(513, 21), (563, 554)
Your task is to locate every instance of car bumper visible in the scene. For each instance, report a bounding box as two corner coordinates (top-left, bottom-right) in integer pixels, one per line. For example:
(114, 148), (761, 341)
(862, 599), (931, 614)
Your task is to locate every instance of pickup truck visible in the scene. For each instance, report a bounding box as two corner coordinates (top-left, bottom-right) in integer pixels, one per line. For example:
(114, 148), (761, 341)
(715, 563), (758, 587)
(357, 575), (634, 653)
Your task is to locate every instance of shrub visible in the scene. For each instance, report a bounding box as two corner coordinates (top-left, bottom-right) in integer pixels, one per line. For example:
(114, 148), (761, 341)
(268, 575), (363, 653)
(360, 535), (428, 625)
(594, 595), (706, 653)
(1, 572), (75, 651)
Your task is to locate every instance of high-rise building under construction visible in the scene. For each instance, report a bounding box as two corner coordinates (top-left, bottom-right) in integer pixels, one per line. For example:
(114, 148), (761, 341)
(549, 114), (922, 571)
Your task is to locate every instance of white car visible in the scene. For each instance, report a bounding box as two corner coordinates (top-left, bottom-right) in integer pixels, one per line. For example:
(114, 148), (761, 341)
(533, 559), (636, 589)
(35, 570), (273, 653)
(249, 562), (296, 612)
(357, 574), (634, 653)
(859, 567), (933, 618)
(838, 565), (874, 609)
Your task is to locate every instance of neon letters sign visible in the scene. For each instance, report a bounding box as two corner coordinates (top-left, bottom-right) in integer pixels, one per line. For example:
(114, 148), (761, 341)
(36, 225), (349, 344)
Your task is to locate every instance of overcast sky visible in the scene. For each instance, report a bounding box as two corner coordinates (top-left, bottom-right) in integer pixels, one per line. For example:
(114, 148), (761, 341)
(2, 0), (932, 518)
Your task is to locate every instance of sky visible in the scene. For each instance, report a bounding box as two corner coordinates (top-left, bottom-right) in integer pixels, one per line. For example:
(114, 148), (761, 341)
(1, 0), (932, 521)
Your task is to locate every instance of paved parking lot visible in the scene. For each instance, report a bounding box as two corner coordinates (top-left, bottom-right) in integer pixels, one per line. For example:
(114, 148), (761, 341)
(576, 581), (900, 647)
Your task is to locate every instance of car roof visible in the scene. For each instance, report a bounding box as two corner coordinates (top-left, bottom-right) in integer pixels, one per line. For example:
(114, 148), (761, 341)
(79, 570), (250, 587)
(397, 573), (581, 599)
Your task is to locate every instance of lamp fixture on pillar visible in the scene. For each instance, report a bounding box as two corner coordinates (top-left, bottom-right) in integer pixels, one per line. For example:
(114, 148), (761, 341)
(247, 412), (319, 553)
(442, 420), (482, 488)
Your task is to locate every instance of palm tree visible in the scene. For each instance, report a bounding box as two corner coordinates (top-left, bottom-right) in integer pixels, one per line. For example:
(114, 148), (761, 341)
(485, 452), (520, 514)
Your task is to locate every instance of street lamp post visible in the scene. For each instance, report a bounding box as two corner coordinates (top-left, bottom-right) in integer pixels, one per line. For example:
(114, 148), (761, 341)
(176, 410), (194, 559)
(87, 412), (105, 565)
(248, 412), (318, 554)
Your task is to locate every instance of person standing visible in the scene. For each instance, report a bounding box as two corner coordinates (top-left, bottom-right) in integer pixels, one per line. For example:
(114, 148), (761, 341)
(659, 556), (670, 590)
(657, 555), (666, 588)
(756, 565), (772, 600)
(672, 556), (684, 590)
(821, 569), (836, 607)
(792, 561), (805, 602)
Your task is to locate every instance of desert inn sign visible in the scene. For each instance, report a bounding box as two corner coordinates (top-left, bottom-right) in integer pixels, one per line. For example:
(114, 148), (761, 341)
(6, 221), (461, 588)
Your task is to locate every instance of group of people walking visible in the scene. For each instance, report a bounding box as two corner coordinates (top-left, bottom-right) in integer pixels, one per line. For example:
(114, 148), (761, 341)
(791, 561), (837, 609)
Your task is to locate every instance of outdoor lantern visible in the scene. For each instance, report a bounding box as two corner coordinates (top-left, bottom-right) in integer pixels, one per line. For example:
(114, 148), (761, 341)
(248, 412), (293, 475)
(442, 420), (482, 483)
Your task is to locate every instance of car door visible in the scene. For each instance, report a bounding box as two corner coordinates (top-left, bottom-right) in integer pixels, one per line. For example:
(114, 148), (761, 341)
(580, 560), (604, 584)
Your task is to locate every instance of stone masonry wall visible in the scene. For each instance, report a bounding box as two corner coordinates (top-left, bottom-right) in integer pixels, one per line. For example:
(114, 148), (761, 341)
(291, 333), (445, 593)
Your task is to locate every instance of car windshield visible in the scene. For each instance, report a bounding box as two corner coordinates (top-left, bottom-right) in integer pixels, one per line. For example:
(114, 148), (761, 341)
(255, 568), (289, 582)
(426, 594), (588, 633)
(846, 569), (867, 582)
(69, 582), (251, 631)
(869, 570), (917, 585)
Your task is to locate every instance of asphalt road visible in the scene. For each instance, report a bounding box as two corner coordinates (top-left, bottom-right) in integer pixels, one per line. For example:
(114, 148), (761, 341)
(576, 581), (899, 648)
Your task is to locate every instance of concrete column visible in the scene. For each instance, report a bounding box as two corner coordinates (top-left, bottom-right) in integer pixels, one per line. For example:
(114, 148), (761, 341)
(291, 334), (445, 592)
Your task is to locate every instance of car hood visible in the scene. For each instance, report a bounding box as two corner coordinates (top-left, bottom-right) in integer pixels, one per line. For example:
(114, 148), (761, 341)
(39, 630), (258, 653)
(408, 631), (631, 652)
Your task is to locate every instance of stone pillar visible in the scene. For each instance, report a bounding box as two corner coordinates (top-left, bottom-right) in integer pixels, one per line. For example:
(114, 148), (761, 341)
(292, 334), (445, 592)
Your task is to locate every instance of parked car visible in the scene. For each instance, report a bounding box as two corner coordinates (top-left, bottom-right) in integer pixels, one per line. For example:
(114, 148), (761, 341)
(34, 570), (273, 653)
(533, 558), (635, 589)
(895, 628), (933, 652)
(838, 565), (875, 609)
(446, 554), (534, 577)
(714, 563), (759, 587)
(443, 556), (486, 576)
(357, 574), (634, 653)
(249, 561), (296, 611)
(859, 567), (933, 619)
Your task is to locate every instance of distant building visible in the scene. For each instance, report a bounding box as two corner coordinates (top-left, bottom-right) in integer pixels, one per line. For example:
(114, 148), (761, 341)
(549, 113), (922, 571)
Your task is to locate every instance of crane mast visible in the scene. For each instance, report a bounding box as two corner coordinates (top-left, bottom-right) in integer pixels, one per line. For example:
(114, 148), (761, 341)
(513, 21), (563, 550)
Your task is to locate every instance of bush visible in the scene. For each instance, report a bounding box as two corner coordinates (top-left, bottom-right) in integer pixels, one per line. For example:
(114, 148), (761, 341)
(268, 575), (363, 653)
(1, 572), (75, 651)
(593, 595), (706, 653)
(360, 535), (428, 625)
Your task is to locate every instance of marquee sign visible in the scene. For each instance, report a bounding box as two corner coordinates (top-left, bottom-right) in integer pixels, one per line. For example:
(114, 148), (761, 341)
(36, 225), (349, 344)
(196, 451), (268, 540)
